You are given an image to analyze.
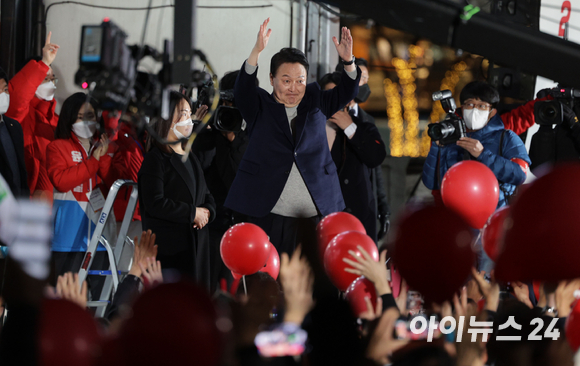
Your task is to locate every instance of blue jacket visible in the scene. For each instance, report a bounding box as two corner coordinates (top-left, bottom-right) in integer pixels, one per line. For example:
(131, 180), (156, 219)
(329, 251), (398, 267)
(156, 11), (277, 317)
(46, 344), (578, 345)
(422, 113), (531, 208)
(224, 61), (360, 217)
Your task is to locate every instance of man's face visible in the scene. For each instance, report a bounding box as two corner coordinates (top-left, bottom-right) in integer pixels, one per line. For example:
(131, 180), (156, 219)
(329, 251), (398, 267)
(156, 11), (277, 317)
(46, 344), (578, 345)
(270, 62), (307, 108)
(461, 98), (497, 131)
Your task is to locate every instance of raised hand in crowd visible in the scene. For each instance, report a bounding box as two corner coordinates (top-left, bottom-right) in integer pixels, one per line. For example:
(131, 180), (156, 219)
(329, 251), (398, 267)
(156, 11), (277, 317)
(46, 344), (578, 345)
(365, 308), (410, 364)
(280, 245), (315, 325)
(92, 133), (109, 161)
(343, 247), (391, 296)
(396, 279), (408, 315)
(41, 31), (60, 66)
(359, 296), (383, 322)
(193, 207), (210, 229)
(55, 272), (88, 309)
(470, 267), (500, 312)
(555, 278), (580, 318)
(128, 230), (158, 278)
(512, 281), (534, 309)
(139, 257), (163, 288)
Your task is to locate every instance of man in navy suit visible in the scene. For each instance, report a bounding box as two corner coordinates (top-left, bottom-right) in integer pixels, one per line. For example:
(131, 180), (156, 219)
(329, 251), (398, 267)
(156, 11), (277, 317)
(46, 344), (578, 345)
(225, 18), (360, 255)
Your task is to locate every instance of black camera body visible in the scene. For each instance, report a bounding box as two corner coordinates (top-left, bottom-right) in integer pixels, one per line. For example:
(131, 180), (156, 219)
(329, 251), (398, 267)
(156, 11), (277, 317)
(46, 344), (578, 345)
(534, 87), (580, 125)
(427, 90), (467, 146)
(213, 106), (244, 132)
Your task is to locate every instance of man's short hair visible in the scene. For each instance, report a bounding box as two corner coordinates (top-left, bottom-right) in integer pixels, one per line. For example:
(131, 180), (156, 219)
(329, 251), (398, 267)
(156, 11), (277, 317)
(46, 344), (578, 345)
(460, 81), (500, 108)
(270, 48), (309, 77)
(318, 72), (342, 89)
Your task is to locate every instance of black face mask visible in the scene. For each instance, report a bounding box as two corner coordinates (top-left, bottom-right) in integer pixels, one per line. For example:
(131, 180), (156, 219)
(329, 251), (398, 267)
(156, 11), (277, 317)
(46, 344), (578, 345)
(354, 83), (371, 103)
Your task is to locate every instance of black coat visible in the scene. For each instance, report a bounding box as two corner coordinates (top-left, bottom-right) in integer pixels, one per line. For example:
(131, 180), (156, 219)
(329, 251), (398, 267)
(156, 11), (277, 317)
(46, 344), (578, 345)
(138, 146), (216, 288)
(0, 116), (29, 197)
(330, 110), (386, 242)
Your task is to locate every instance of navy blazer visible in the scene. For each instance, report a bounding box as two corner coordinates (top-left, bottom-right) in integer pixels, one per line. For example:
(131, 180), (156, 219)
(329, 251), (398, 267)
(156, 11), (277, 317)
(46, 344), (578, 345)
(225, 61), (360, 218)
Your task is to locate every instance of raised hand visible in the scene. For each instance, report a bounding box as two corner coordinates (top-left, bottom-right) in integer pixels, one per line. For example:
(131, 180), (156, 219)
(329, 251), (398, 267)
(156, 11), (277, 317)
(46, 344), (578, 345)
(254, 18), (272, 54)
(194, 104), (208, 122)
(280, 245), (315, 325)
(332, 27), (354, 64)
(343, 248), (391, 296)
(129, 230), (158, 278)
(139, 257), (163, 288)
(56, 272), (88, 309)
(42, 31), (60, 66)
(248, 18), (272, 66)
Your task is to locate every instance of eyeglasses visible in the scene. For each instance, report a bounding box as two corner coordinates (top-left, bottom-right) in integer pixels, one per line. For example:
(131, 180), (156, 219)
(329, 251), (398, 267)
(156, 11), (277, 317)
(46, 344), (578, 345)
(463, 102), (491, 111)
(43, 76), (58, 86)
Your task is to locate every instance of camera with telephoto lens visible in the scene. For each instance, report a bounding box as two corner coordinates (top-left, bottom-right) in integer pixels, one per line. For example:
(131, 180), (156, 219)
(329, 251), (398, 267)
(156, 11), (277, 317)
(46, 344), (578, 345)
(534, 87), (580, 125)
(427, 90), (467, 146)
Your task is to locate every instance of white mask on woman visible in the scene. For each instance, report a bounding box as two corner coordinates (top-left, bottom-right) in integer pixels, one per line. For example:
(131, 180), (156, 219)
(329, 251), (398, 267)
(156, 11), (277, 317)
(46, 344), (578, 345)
(35, 82), (57, 101)
(463, 108), (490, 131)
(72, 121), (97, 139)
(172, 118), (193, 139)
(0, 93), (9, 115)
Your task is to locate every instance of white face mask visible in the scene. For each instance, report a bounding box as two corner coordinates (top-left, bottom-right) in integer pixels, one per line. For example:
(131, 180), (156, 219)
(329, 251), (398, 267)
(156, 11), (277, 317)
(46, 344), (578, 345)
(172, 118), (193, 139)
(72, 121), (97, 139)
(0, 93), (10, 115)
(463, 108), (490, 131)
(35, 81), (57, 101)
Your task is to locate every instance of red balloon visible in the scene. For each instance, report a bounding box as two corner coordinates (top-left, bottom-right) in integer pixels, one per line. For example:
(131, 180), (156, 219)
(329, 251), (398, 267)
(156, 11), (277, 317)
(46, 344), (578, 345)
(39, 298), (101, 366)
(317, 212), (366, 260)
(323, 231), (378, 291)
(481, 206), (510, 262)
(566, 300), (580, 353)
(441, 160), (499, 229)
(231, 271), (242, 280)
(496, 164), (580, 282)
(221, 223), (271, 275)
(391, 205), (475, 304)
(259, 243), (280, 280)
(345, 276), (378, 317)
(119, 281), (221, 366)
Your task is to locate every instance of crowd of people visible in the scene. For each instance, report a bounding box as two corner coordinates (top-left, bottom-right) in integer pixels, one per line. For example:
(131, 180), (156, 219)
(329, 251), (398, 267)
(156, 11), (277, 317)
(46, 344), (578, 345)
(0, 17), (579, 366)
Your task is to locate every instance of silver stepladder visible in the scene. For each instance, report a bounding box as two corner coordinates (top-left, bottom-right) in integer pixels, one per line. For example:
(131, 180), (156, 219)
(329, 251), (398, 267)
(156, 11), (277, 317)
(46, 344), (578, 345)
(78, 179), (138, 318)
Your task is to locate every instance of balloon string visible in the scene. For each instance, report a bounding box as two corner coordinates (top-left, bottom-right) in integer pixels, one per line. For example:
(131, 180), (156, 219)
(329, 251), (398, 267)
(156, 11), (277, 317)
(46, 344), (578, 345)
(242, 275), (248, 296)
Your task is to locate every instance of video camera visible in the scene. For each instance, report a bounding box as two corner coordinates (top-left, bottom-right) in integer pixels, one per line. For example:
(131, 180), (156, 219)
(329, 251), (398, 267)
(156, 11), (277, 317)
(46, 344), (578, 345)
(196, 82), (244, 133)
(534, 87), (580, 125)
(427, 90), (467, 146)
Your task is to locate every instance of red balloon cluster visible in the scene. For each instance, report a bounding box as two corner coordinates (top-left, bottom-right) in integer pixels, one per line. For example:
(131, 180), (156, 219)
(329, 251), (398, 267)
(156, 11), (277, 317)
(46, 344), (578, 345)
(38, 298), (101, 366)
(441, 160), (499, 229)
(481, 206), (510, 262)
(345, 276), (378, 317)
(495, 164), (580, 282)
(118, 281), (221, 366)
(221, 223), (271, 275)
(323, 230), (378, 291)
(391, 204), (475, 304)
(317, 212), (366, 259)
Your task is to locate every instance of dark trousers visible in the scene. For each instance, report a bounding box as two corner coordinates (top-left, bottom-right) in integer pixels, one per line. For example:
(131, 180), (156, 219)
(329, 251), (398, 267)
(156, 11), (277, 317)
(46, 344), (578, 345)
(51, 251), (109, 301)
(248, 213), (321, 257)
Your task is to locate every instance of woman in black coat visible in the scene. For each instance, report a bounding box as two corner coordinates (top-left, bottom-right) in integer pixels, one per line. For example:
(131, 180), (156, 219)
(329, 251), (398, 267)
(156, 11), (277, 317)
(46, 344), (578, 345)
(138, 91), (216, 289)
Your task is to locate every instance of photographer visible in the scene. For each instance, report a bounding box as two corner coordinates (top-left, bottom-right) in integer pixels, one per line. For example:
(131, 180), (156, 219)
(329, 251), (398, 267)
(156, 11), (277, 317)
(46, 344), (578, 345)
(191, 70), (250, 291)
(526, 90), (580, 170)
(422, 82), (530, 210)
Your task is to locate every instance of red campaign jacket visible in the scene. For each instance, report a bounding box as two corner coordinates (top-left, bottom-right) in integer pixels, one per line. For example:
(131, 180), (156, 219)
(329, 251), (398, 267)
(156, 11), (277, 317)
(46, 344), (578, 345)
(110, 123), (144, 221)
(6, 60), (59, 198)
(500, 96), (550, 135)
(46, 135), (116, 199)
